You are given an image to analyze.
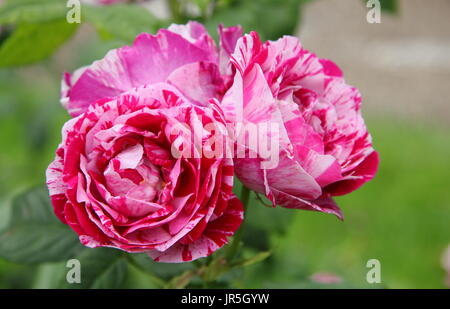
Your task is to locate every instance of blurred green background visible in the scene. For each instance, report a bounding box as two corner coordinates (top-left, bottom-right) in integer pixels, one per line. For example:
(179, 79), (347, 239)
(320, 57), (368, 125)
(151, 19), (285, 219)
(0, 0), (449, 289)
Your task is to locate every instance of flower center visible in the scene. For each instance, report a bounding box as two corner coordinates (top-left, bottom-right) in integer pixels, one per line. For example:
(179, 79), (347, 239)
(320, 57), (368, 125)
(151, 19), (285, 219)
(104, 143), (163, 202)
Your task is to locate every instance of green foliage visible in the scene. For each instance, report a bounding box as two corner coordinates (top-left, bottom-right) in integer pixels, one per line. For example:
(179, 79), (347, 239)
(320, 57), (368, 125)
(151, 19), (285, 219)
(129, 253), (194, 280)
(0, 0), (67, 25)
(166, 269), (199, 289)
(0, 186), (84, 264)
(0, 1), (162, 68)
(242, 194), (296, 251)
(0, 0), (74, 67)
(241, 119), (450, 289)
(123, 262), (164, 289)
(192, 0), (210, 15)
(33, 248), (129, 289)
(58, 248), (128, 289)
(82, 4), (161, 43)
(0, 20), (78, 67)
(380, 0), (398, 13)
(205, 0), (310, 40)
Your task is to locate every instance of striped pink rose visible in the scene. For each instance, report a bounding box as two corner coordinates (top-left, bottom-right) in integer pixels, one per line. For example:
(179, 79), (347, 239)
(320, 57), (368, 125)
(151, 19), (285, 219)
(222, 32), (379, 219)
(47, 23), (243, 262)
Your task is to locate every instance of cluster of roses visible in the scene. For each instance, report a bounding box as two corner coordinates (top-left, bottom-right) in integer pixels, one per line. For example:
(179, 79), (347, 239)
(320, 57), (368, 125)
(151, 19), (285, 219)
(46, 22), (378, 262)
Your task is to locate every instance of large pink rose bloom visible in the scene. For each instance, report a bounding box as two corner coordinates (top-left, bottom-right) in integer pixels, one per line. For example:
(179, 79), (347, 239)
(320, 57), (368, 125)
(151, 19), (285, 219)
(222, 32), (379, 218)
(47, 23), (244, 262)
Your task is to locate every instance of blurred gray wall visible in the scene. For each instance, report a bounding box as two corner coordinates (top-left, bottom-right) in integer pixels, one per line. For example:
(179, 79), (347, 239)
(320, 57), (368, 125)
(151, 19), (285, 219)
(297, 0), (450, 127)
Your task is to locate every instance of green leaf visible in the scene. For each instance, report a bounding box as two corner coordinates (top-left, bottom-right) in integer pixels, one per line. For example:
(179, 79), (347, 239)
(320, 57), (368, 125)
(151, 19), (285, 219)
(0, 186), (84, 264)
(245, 194), (295, 230)
(83, 4), (161, 43)
(0, 0), (67, 25)
(0, 19), (78, 67)
(58, 248), (128, 289)
(0, 199), (11, 233)
(33, 262), (66, 289)
(124, 262), (165, 289)
(129, 253), (194, 280)
(242, 190), (296, 251)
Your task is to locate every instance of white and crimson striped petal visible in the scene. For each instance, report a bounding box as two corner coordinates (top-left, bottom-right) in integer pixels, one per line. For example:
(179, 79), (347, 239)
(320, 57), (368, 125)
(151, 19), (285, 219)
(224, 32), (379, 219)
(48, 56), (243, 262)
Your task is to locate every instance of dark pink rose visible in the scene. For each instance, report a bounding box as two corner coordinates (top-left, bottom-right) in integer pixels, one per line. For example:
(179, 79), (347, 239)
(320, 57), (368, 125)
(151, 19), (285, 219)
(47, 23), (244, 262)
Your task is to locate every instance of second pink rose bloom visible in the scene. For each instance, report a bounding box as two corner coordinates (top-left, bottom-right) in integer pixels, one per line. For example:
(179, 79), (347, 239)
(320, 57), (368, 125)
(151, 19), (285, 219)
(222, 31), (379, 219)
